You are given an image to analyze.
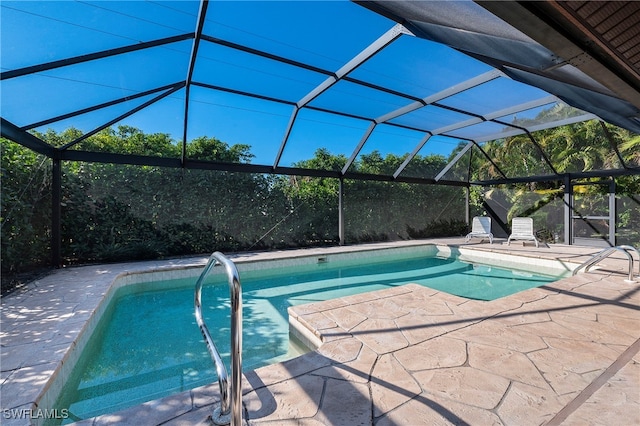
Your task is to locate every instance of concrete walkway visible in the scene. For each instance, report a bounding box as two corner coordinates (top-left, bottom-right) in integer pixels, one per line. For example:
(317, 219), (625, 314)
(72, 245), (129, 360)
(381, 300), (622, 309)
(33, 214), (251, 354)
(2, 239), (639, 425)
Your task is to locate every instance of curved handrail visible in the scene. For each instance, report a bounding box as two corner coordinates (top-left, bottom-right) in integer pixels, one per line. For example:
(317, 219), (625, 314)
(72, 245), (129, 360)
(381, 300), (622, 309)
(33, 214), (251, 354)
(579, 247), (617, 274)
(617, 245), (640, 276)
(572, 245), (638, 282)
(194, 252), (243, 426)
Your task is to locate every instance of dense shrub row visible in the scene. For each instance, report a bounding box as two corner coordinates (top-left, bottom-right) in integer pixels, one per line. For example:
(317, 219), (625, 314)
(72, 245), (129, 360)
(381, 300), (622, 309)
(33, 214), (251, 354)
(1, 128), (466, 282)
(3, 118), (638, 292)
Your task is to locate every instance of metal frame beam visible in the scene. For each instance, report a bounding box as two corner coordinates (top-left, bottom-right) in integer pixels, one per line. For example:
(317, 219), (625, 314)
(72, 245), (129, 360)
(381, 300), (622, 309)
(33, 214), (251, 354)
(4, 26), (599, 182)
(300, 23), (410, 108)
(272, 107), (299, 169)
(435, 142), (474, 181)
(1, 118), (55, 157)
(481, 95), (558, 121)
(342, 122), (377, 175)
(367, 70), (503, 178)
(192, 81), (296, 107)
(273, 23), (409, 169)
(488, 119), (559, 176)
(474, 113), (598, 143)
(51, 159), (62, 267)
(393, 133), (432, 179)
(609, 179), (616, 245)
(60, 83), (185, 150)
(472, 167), (640, 186)
(375, 70), (503, 124)
(523, 129), (558, 175)
(564, 175), (572, 245)
(21, 82), (185, 131)
(599, 120), (628, 169)
(471, 140), (508, 180)
(182, 0), (209, 166)
(194, 80), (423, 133)
(525, 113), (598, 133)
(57, 149), (469, 187)
(201, 35), (332, 78)
(361, 87), (529, 181)
(338, 178), (345, 245)
(192, 80), (467, 144)
(426, 98), (597, 183)
(0, 3), (631, 192)
(0, 34), (193, 81)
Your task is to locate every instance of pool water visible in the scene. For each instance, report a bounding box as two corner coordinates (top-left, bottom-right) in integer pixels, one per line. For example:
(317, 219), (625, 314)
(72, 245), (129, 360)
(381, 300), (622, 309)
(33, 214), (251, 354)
(53, 253), (560, 423)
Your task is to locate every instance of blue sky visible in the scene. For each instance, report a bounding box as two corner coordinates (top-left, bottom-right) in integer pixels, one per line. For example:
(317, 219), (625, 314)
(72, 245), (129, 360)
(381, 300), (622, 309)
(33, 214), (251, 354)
(1, 0), (558, 168)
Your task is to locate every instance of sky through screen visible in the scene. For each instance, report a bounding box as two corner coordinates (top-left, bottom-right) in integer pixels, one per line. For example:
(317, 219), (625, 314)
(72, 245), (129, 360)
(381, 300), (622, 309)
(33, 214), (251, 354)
(1, 0), (585, 171)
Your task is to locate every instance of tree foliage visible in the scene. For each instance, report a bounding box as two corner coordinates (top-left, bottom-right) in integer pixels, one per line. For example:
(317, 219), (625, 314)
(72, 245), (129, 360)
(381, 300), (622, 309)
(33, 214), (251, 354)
(1, 126), (468, 280)
(1, 140), (52, 272)
(2, 112), (638, 282)
(467, 109), (640, 242)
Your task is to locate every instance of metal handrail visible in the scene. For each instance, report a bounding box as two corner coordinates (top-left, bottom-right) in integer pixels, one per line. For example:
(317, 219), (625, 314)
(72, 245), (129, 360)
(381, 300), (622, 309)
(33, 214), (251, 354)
(572, 245), (638, 282)
(194, 252), (243, 426)
(618, 245), (640, 276)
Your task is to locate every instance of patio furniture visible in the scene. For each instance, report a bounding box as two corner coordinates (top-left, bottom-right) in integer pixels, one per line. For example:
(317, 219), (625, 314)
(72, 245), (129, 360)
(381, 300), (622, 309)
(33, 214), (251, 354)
(507, 217), (539, 248)
(465, 216), (493, 244)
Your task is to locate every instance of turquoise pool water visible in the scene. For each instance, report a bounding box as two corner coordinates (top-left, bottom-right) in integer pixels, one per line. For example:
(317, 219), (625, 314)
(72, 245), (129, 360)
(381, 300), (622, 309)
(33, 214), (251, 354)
(53, 251), (561, 423)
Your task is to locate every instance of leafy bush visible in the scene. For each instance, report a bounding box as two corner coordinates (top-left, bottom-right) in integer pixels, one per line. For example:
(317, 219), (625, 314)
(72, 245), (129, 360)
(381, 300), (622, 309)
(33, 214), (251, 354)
(1, 140), (52, 273)
(5, 122), (640, 288)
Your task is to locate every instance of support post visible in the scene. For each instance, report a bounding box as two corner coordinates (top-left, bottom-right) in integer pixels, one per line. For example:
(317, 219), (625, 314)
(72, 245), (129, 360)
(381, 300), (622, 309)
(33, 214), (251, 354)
(465, 187), (470, 225)
(609, 179), (616, 246)
(338, 178), (345, 246)
(564, 176), (572, 245)
(52, 158), (62, 267)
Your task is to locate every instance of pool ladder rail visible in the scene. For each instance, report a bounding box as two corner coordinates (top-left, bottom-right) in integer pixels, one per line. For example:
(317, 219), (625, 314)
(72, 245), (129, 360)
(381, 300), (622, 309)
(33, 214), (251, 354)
(572, 245), (639, 283)
(194, 252), (243, 426)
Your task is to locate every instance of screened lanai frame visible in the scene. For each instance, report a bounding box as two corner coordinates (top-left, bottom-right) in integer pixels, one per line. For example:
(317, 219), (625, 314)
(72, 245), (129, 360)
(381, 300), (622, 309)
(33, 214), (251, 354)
(2, 0), (640, 266)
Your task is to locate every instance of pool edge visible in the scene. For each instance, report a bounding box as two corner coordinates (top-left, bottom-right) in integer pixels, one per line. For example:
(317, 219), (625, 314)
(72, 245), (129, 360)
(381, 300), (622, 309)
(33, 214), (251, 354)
(1, 239), (618, 425)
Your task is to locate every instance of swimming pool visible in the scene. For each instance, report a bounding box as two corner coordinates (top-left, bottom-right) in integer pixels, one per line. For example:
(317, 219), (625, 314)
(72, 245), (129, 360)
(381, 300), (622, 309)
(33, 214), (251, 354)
(51, 246), (566, 423)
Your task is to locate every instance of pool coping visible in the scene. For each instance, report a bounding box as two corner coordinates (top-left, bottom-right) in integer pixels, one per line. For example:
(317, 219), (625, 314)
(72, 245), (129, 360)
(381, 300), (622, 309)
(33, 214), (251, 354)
(1, 238), (638, 425)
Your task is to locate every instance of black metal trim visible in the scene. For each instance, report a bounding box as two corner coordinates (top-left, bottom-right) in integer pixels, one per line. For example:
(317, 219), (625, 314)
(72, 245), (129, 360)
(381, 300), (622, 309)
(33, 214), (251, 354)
(182, 0), (209, 167)
(1, 34), (194, 81)
(491, 118), (560, 176)
(200, 35), (333, 77)
(524, 128), (559, 175)
(191, 81), (437, 135)
(60, 84), (185, 150)
(472, 167), (640, 186)
(471, 141), (508, 179)
(1, 118), (55, 157)
(21, 82), (185, 131)
(51, 159), (62, 267)
(599, 120), (628, 169)
(191, 81), (297, 106)
(57, 149), (469, 186)
(60, 150), (180, 167)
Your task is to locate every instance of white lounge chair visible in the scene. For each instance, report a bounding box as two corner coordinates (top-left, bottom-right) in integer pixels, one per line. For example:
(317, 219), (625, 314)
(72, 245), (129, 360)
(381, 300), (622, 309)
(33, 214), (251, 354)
(465, 216), (493, 244)
(507, 217), (539, 248)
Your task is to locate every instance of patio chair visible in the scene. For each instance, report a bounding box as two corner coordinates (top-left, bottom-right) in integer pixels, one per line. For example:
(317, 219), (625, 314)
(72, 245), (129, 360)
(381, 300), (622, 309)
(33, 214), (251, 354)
(465, 216), (493, 244)
(507, 217), (539, 248)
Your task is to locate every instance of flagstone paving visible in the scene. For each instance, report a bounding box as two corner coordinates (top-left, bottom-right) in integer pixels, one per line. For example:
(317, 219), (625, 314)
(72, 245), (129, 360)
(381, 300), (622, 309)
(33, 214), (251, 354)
(1, 239), (639, 425)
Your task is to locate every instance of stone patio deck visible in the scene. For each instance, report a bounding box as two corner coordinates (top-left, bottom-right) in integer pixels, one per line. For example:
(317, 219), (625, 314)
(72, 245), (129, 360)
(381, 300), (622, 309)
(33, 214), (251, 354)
(2, 239), (639, 425)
